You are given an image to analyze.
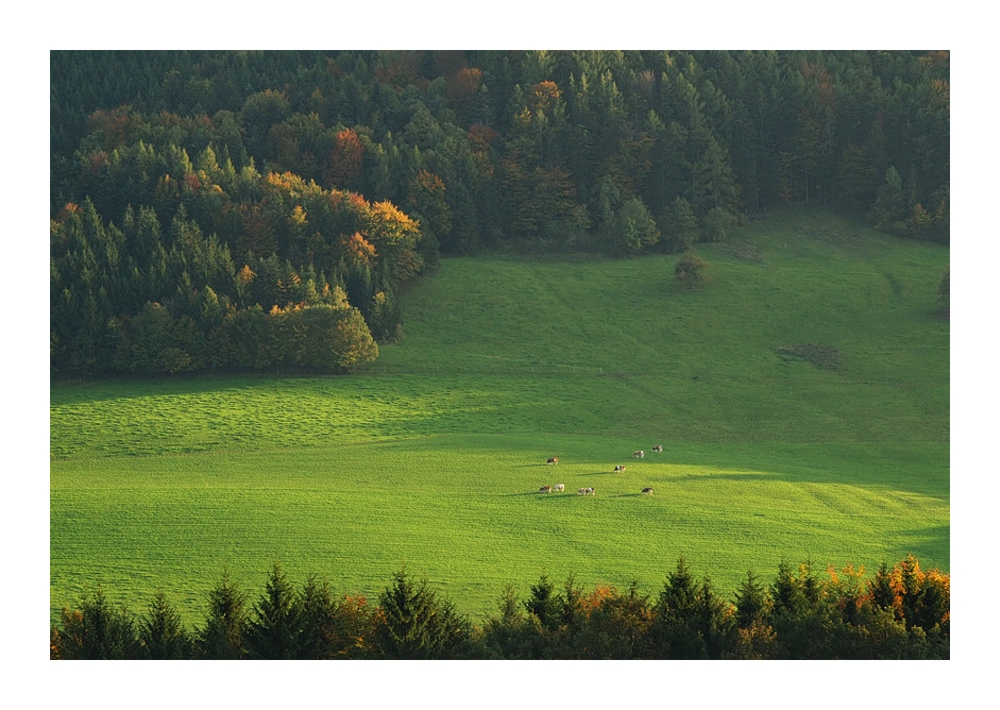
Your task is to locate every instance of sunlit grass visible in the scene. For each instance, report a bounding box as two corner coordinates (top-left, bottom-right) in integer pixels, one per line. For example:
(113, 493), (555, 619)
(50, 208), (949, 623)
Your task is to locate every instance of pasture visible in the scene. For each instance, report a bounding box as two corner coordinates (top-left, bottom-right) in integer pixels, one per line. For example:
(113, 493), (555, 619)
(50, 209), (950, 624)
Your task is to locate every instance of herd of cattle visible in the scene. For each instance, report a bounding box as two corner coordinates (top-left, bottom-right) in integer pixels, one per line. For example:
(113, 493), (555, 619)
(539, 446), (662, 497)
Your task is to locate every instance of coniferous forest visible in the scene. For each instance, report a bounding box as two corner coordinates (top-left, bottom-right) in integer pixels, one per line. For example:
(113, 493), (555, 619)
(50, 50), (949, 378)
(51, 556), (948, 660)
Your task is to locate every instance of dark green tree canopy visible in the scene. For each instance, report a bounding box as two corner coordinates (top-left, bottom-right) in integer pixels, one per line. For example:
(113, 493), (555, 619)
(50, 50), (949, 377)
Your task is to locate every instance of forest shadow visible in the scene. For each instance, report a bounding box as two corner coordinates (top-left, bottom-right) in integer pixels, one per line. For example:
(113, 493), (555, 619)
(51, 377), (949, 503)
(892, 524), (950, 567)
(50, 373), (303, 406)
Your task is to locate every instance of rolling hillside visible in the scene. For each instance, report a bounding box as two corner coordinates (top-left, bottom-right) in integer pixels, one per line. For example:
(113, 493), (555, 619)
(50, 209), (949, 622)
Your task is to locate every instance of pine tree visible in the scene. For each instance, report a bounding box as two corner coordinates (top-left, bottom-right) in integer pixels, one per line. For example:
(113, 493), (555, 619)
(55, 588), (140, 659)
(871, 166), (906, 230)
(373, 567), (470, 659)
(651, 557), (708, 659)
(246, 561), (304, 659)
(770, 560), (806, 616)
(297, 575), (339, 659)
(734, 570), (769, 628)
(139, 591), (192, 659)
(688, 134), (739, 215)
(524, 572), (560, 632)
(661, 196), (699, 252)
(197, 568), (249, 659)
(868, 561), (900, 616)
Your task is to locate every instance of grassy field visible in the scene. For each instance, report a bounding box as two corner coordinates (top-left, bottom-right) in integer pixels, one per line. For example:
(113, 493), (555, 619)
(50, 208), (949, 624)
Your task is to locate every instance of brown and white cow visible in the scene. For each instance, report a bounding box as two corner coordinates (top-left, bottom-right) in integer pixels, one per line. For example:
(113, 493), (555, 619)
(546, 457), (559, 465)
(576, 487), (595, 496)
(652, 445), (663, 453)
(641, 487), (654, 495)
(539, 485), (552, 493)
(632, 450), (644, 459)
(614, 465), (626, 473)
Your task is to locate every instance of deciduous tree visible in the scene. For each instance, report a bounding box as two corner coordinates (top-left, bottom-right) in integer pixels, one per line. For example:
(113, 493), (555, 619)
(674, 249), (710, 289)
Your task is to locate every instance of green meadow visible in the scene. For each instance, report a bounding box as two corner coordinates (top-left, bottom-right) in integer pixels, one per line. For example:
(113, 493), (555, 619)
(50, 209), (949, 624)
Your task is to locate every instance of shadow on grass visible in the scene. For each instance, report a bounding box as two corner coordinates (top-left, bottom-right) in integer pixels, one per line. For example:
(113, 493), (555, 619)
(51, 377), (949, 501)
(891, 524), (950, 569)
(50, 373), (297, 405)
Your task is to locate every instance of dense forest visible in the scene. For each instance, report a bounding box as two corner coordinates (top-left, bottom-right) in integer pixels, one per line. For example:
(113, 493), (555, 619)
(50, 50), (949, 377)
(50, 555), (948, 659)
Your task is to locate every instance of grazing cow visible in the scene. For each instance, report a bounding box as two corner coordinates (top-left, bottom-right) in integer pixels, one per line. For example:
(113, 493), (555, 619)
(576, 487), (595, 496)
(642, 487), (654, 495)
(553, 484), (565, 492)
(586, 487), (595, 496)
(652, 445), (663, 453)
(546, 457), (559, 465)
(614, 465), (626, 473)
(539, 485), (552, 493)
(632, 450), (645, 459)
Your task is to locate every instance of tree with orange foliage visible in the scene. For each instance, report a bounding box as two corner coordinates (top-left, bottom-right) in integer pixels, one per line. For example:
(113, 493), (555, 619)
(366, 200), (424, 282)
(341, 231), (377, 267)
(447, 67), (483, 122)
(236, 203), (277, 259)
(528, 80), (563, 116)
(574, 582), (654, 659)
(323, 128), (365, 191)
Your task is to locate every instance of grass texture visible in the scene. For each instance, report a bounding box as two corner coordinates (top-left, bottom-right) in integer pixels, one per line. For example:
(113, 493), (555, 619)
(50, 209), (949, 623)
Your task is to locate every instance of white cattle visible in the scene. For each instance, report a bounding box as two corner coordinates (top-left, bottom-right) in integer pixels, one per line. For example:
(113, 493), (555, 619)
(553, 484), (565, 492)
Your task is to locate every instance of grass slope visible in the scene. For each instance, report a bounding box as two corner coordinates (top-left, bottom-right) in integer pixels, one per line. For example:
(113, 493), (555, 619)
(50, 209), (949, 623)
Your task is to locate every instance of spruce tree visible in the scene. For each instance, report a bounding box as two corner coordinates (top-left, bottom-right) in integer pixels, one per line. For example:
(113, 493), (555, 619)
(770, 560), (806, 616)
(652, 557), (710, 659)
(734, 570), (769, 629)
(139, 591), (192, 659)
(297, 575), (338, 659)
(196, 568), (249, 659)
(246, 561), (304, 659)
(373, 567), (470, 659)
(56, 588), (140, 659)
(524, 572), (560, 632)
(661, 196), (699, 252)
